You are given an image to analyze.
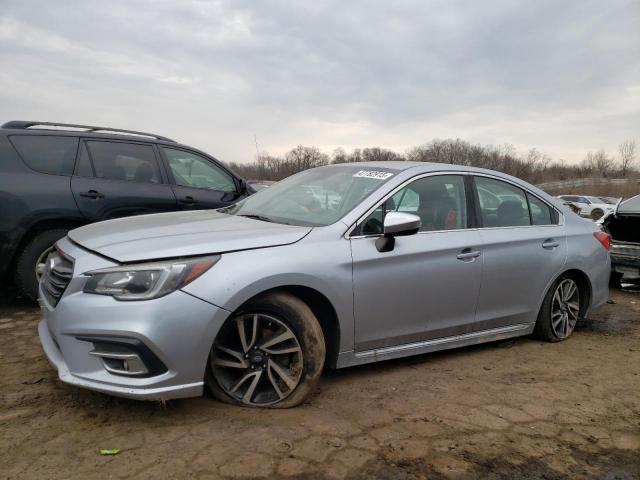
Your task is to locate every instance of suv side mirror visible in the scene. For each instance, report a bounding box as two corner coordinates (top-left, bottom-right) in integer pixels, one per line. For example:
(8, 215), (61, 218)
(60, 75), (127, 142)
(238, 178), (248, 194)
(376, 212), (421, 252)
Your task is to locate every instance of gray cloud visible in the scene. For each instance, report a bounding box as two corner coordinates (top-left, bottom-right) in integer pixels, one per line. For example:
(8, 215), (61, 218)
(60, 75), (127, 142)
(0, 0), (638, 163)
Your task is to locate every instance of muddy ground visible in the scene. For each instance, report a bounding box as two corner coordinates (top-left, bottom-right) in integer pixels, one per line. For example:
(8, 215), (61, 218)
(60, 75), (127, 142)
(1, 284), (639, 479)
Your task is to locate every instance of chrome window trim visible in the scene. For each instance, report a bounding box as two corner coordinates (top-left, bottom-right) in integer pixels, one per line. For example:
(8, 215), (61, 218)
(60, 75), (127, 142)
(345, 170), (563, 239)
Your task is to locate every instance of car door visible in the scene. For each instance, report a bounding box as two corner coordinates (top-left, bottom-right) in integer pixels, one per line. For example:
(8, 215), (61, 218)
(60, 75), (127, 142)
(572, 196), (591, 215)
(71, 140), (177, 221)
(160, 147), (243, 209)
(350, 174), (483, 352)
(473, 175), (567, 330)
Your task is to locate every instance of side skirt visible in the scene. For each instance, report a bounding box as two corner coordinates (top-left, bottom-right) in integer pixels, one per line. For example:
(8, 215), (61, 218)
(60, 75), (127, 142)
(335, 323), (534, 368)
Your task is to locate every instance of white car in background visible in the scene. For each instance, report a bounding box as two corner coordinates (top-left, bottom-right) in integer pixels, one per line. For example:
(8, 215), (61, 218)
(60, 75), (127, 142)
(557, 195), (616, 220)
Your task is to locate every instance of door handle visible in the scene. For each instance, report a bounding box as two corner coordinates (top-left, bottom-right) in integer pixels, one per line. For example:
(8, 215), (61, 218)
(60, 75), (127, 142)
(179, 196), (196, 205)
(456, 249), (481, 261)
(542, 239), (560, 249)
(79, 190), (104, 199)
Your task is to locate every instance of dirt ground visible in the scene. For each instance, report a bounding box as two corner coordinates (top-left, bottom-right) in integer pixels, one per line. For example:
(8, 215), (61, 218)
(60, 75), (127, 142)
(1, 284), (639, 480)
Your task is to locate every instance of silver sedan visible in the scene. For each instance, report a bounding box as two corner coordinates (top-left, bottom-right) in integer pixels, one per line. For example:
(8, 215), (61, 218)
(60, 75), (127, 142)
(38, 162), (611, 407)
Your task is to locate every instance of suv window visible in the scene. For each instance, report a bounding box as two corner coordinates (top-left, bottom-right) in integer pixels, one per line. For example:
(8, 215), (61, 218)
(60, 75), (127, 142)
(163, 148), (236, 192)
(359, 175), (467, 235)
(475, 177), (530, 227)
(75, 143), (94, 177)
(85, 141), (161, 184)
(10, 135), (79, 176)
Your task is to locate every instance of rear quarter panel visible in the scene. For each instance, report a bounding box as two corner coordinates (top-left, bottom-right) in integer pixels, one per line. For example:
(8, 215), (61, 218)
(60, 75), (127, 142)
(563, 214), (610, 312)
(0, 135), (83, 276)
(0, 135), (81, 275)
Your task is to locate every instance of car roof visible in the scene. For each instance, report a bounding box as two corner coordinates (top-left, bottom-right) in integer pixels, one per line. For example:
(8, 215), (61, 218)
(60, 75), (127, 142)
(331, 160), (532, 178)
(1, 120), (176, 142)
(0, 121), (234, 174)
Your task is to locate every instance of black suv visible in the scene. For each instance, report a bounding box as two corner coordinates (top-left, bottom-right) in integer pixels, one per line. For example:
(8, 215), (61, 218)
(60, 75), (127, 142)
(0, 121), (253, 301)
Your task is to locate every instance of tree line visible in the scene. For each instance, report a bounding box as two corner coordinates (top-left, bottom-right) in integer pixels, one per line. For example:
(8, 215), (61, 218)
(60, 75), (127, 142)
(227, 139), (638, 187)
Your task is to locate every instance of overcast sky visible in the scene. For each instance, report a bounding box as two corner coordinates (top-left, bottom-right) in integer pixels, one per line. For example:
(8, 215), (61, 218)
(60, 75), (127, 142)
(1, 0), (638, 164)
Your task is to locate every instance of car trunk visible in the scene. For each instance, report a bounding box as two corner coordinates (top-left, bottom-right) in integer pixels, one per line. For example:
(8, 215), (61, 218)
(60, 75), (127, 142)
(604, 215), (640, 244)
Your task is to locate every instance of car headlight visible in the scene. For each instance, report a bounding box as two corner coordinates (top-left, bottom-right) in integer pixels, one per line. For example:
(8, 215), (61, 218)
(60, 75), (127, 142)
(83, 256), (220, 301)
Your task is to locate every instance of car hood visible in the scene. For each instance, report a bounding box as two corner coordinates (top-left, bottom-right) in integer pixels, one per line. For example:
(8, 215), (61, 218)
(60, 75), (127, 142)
(68, 210), (312, 263)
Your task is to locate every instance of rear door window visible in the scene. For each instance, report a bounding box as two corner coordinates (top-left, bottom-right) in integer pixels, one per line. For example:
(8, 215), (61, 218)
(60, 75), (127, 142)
(75, 143), (94, 177)
(9, 135), (79, 176)
(474, 177), (531, 227)
(85, 141), (162, 184)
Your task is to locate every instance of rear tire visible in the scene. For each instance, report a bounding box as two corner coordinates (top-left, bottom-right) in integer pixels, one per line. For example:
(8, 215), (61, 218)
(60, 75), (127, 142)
(534, 273), (582, 342)
(14, 229), (69, 302)
(205, 292), (326, 408)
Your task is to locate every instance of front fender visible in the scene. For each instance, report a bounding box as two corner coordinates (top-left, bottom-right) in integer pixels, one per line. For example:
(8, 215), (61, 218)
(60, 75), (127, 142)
(181, 236), (355, 353)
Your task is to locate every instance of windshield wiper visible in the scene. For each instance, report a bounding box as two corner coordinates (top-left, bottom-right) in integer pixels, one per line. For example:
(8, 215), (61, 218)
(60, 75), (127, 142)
(238, 214), (279, 223)
(238, 214), (295, 225)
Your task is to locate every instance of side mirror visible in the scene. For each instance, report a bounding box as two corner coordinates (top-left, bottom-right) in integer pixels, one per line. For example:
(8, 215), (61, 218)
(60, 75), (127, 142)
(238, 178), (249, 194)
(376, 212), (421, 252)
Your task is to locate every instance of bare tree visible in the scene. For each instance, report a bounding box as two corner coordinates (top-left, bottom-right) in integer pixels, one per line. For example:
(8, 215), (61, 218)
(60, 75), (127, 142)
(226, 139), (636, 187)
(619, 139), (637, 176)
(582, 150), (614, 177)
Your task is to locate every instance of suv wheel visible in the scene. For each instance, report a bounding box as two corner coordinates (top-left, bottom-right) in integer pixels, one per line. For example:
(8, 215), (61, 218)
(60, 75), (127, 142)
(14, 229), (69, 302)
(206, 292), (326, 408)
(590, 208), (604, 220)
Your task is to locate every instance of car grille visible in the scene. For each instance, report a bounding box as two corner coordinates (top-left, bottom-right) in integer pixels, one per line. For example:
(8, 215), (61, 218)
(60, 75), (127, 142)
(41, 249), (74, 307)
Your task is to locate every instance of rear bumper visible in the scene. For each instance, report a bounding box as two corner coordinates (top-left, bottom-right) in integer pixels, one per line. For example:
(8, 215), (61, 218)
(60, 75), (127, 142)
(611, 243), (640, 277)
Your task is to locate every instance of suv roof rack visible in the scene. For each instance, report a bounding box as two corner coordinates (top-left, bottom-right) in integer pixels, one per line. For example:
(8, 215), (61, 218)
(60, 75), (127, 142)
(1, 121), (176, 142)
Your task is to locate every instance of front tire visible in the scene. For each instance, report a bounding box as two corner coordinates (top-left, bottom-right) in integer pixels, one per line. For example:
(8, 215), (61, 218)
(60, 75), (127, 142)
(14, 229), (69, 302)
(534, 274), (582, 342)
(206, 292), (326, 408)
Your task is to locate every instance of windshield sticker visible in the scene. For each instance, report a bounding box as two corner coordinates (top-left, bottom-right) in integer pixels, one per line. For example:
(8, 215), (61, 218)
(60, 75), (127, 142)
(353, 170), (394, 180)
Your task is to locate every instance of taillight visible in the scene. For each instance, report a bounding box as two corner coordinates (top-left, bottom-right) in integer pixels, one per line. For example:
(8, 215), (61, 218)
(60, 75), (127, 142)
(593, 231), (612, 251)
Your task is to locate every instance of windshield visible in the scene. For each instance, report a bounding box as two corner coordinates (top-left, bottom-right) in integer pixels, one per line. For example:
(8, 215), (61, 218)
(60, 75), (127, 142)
(224, 165), (398, 226)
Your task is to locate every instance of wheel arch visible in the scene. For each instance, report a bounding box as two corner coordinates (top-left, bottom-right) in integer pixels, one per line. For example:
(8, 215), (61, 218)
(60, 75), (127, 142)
(228, 285), (341, 369)
(10, 217), (88, 272)
(562, 269), (593, 317)
(549, 268), (593, 318)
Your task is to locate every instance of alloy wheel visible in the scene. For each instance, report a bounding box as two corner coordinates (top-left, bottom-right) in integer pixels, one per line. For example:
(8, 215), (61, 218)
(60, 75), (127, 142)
(35, 246), (54, 280)
(551, 279), (580, 339)
(211, 313), (303, 406)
